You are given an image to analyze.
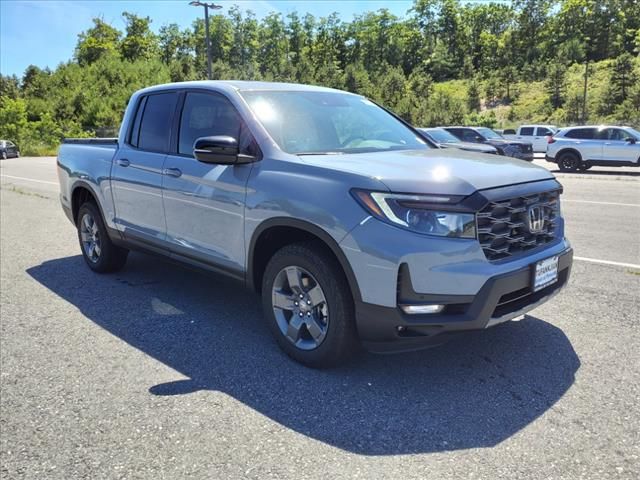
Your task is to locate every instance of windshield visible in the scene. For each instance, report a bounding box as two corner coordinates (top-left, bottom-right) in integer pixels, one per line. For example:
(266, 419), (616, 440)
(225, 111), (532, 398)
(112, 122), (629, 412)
(476, 127), (502, 139)
(423, 128), (460, 143)
(240, 90), (429, 155)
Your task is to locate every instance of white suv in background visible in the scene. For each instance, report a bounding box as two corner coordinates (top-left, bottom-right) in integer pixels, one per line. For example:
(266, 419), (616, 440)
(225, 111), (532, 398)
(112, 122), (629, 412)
(546, 125), (640, 172)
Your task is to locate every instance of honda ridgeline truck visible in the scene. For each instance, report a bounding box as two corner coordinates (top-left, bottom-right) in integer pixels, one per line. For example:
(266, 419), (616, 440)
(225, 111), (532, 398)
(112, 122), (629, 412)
(57, 81), (573, 368)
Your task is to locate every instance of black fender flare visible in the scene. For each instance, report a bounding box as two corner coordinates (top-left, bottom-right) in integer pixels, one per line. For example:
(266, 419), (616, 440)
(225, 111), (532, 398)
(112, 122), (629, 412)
(247, 217), (362, 303)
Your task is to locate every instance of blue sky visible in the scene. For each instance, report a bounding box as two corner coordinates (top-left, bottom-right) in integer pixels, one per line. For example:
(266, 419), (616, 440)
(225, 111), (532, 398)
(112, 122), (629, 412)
(0, 0), (414, 77)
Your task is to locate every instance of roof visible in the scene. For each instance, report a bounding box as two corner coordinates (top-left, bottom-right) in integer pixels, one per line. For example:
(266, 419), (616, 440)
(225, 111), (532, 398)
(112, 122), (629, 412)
(135, 80), (352, 97)
(561, 125), (633, 129)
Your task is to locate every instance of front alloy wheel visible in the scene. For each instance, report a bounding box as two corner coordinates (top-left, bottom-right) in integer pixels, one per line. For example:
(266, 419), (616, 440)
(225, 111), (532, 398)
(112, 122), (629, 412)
(80, 212), (102, 263)
(261, 242), (358, 368)
(272, 266), (329, 350)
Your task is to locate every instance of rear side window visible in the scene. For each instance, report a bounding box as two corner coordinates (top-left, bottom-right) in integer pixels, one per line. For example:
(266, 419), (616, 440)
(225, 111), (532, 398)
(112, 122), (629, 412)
(178, 92), (242, 156)
(564, 128), (596, 139)
(536, 127), (553, 136)
(519, 127), (534, 135)
(138, 92), (178, 152)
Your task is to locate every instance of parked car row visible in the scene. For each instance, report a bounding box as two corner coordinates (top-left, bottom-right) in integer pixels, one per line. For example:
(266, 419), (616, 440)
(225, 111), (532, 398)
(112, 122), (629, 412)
(422, 123), (640, 171)
(417, 126), (534, 161)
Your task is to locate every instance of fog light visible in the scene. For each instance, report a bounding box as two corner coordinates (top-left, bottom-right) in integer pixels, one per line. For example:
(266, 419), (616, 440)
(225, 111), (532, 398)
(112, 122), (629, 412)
(400, 304), (445, 314)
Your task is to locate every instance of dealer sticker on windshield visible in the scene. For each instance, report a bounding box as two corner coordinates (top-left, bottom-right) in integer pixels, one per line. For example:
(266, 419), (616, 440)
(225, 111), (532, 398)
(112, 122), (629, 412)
(533, 256), (559, 292)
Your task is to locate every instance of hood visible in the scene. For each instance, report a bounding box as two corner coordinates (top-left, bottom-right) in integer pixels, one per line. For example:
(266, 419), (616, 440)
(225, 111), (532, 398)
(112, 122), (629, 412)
(441, 142), (496, 153)
(485, 138), (530, 147)
(299, 148), (553, 196)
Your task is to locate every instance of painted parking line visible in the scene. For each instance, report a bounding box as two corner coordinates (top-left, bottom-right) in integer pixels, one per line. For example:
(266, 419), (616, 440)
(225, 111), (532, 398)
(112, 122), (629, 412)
(563, 199), (640, 208)
(574, 256), (640, 269)
(0, 175), (58, 186)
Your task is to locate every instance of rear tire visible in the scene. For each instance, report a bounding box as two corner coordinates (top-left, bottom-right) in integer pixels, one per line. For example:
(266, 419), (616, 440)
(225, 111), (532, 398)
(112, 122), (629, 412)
(558, 152), (580, 172)
(77, 202), (128, 273)
(261, 242), (358, 368)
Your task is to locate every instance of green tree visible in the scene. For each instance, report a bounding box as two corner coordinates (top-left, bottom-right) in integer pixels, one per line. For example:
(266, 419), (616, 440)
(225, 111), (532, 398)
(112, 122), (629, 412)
(75, 18), (122, 65)
(610, 53), (636, 103)
(467, 79), (481, 112)
(120, 12), (158, 61)
(546, 62), (567, 109)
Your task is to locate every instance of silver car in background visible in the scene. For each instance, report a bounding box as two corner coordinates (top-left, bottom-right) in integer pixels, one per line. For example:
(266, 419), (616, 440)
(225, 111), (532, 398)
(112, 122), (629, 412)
(417, 128), (498, 154)
(546, 125), (640, 171)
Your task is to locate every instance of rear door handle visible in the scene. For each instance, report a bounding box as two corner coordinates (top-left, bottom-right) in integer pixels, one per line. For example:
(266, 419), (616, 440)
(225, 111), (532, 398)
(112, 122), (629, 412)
(116, 158), (130, 167)
(163, 167), (182, 178)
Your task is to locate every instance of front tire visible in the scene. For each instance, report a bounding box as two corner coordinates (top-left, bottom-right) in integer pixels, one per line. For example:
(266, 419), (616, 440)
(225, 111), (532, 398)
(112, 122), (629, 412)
(558, 152), (581, 172)
(77, 202), (128, 273)
(261, 242), (358, 368)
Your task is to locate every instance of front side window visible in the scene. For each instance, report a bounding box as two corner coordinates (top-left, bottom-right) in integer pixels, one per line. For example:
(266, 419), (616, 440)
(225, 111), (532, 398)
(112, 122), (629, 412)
(178, 92), (243, 156)
(138, 92), (178, 152)
(240, 90), (428, 155)
(606, 128), (635, 141)
(520, 127), (535, 136)
(461, 129), (481, 142)
(536, 127), (554, 136)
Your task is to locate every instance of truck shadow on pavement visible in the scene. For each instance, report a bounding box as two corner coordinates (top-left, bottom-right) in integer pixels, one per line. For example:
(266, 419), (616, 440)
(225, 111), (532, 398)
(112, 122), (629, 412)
(28, 252), (580, 456)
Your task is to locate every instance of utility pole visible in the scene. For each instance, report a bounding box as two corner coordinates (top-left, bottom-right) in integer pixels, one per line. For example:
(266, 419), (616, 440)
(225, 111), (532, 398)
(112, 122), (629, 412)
(189, 1), (223, 80)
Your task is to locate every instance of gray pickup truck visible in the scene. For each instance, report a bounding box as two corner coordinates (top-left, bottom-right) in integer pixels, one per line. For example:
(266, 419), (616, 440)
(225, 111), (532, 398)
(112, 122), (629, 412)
(57, 81), (573, 368)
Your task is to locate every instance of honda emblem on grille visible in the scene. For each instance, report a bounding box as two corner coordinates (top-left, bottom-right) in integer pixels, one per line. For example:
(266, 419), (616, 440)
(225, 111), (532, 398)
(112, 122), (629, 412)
(527, 206), (545, 233)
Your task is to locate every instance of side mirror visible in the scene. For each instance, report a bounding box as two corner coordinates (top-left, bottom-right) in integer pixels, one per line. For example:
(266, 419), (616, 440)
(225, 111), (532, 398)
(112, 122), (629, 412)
(475, 136), (483, 142)
(194, 136), (239, 164)
(626, 137), (637, 144)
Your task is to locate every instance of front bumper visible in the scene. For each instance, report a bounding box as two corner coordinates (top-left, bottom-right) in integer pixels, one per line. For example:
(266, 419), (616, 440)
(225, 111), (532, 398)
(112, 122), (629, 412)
(514, 152), (534, 161)
(354, 247), (573, 353)
(545, 155), (557, 164)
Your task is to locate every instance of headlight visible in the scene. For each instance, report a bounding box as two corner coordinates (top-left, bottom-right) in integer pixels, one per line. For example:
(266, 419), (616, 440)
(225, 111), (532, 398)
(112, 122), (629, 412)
(352, 190), (476, 239)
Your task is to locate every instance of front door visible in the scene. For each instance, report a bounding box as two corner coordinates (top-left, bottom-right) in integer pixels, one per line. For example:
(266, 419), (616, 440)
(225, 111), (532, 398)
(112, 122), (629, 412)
(111, 91), (179, 245)
(161, 91), (253, 273)
(601, 128), (640, 163)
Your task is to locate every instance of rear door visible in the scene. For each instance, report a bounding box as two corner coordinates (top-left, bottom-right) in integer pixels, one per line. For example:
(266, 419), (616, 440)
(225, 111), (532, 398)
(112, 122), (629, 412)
(161, 90), (255, 274)
(112, 91), (178, 246)
(564, 128), (602, 160)
(601, 128), (640, 163)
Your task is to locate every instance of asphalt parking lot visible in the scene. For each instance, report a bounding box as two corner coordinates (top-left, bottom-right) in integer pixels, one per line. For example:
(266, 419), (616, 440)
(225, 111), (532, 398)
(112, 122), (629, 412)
(1, 156), (639, 479)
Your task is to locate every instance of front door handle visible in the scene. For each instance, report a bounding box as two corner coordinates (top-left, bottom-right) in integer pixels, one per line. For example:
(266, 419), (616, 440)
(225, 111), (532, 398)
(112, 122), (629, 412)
(117, 158), (130, 167)
(163, 167), (182, 178)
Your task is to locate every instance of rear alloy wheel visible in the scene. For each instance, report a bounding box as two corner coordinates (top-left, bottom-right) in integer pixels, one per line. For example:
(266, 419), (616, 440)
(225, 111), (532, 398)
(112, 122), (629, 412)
(558, 152), (580, 172)
(262, 242), (358, 368)
(77, 202), (128, 273)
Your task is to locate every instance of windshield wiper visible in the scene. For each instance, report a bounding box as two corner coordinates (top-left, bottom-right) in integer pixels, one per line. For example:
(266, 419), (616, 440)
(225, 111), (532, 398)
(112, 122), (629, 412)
(296, 151), (344, 156)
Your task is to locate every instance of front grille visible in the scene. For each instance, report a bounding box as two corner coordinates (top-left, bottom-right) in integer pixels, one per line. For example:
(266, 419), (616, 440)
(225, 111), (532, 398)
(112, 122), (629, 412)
(478, 190), (560, 261)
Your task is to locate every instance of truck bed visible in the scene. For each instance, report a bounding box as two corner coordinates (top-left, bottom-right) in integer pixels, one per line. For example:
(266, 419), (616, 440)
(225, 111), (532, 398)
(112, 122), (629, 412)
(62, 138), (118, 145)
